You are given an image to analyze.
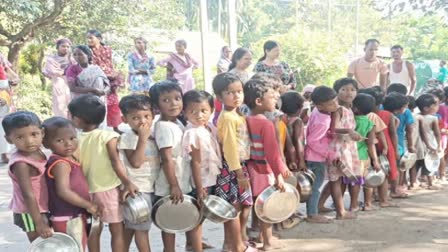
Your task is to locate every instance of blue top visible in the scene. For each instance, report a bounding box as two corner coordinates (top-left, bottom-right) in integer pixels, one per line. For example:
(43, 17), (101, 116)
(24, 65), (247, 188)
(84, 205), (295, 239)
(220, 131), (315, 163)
(396, 109), (415, 156)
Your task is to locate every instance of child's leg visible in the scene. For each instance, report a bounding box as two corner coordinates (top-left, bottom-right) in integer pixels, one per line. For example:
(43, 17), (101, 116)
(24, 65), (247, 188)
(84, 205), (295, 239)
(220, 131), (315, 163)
(306, 162), (331, 223)
(438, 157), (446, 179)
(88, 222), (103, 252)
(109, 222), (126, 252)
(409, 165), (417, 188)
(348, 184), (361, 211)
(363, 187), (374, 210)
(186, 225), (202, 252)
(240, 205), (251, 241)
(317, 183), (333, 212)
(260, 221), (284, 251)
(224, 217), (246, 252)
(161, 232), (176, 252)
(124, 228), (135, 251)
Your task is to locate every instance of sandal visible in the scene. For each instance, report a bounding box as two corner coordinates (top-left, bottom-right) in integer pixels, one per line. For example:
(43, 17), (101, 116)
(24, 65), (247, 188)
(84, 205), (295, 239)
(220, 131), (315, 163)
(281, 216), (300, 229)
(244, 245), (258, 252)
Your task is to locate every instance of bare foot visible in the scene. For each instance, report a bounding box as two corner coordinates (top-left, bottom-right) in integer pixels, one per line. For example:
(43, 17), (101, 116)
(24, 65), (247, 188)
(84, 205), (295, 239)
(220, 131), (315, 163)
(186, 241), (214, 251)
(379, 202), (399, 208)
(349, 206), (360, 212)
(306, 215), (333, 223)
(318, 206), (334, 213)
(363, 205), (378, 211)
(281, 216), (300, 229)
(262, 240), (286, 251)
(336, 211), (357, 220)
(390, 192), (409, 199)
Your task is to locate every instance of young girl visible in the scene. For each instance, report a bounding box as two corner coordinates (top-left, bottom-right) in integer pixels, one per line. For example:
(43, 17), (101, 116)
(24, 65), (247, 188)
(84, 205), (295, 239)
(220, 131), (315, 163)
(182, 90), (221, 251)
(212, 73), (255, 252)
(416, 93), (441, 189)
(408, 96), (424, 189)
(299, 84), (315, 125)
(149, 81), (201, 252)
(3, 111), (52, 242)
(427, 88), (446, 180)
(352, 94), (381, 210)
(43, 117), (100, 251)
(118, 94), (159, 252)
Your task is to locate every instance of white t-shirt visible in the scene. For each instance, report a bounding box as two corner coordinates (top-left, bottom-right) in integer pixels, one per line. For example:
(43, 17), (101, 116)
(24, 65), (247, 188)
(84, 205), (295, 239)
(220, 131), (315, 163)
(118, 130), (160, 193)
(154, 120), (192, 196)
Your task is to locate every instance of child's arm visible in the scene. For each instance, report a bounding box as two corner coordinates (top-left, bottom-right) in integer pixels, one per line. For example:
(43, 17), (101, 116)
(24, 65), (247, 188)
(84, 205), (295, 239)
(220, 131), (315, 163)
(331, 108), (361, 141)
(406, 123), (415, 153)
(284, 130), (297, 171)
(377, 131), (388, 156)
(293, 119), (306, 171)
(124, 123), (151, 168)
(263, 122), (288, 191)
(51, 163), (100, 217)
(367, 126), (381, 171)
(432, 119), (442, 151)
(389, 114), (399, 160)
(190, 146), (205, 203)
(106, 138), (138, 201)
(12, 163), (52, 238)
(159, 147), (184, 203)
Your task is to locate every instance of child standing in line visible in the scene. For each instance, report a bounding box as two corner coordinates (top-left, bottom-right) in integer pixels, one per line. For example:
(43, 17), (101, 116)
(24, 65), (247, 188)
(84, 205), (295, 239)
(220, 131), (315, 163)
(68, 94), (138, 252)
(43, 117), (100, 251)
(300, 84), (315, 125)
(416, 93), (442, 189)
(4, 111), (52, 242)
(427, 89), (446, 180)
(118, 94), (159, 252)
(148, 81), (202, 252)
(212, 73), (255, 252)
(305, 86), (341, 222)
(408, 96), (424, 189)
(352, 94), (381, 210)
(244, 78), (289, 250)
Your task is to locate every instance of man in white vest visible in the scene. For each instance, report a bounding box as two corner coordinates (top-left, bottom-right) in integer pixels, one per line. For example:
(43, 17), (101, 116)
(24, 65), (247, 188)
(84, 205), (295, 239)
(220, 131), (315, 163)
(388, 45), (416, 95)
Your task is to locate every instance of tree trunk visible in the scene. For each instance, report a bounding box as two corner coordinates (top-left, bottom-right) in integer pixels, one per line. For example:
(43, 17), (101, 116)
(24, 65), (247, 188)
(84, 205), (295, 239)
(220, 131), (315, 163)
(7, 43), (24, 71)
(38, 46), (46, 90)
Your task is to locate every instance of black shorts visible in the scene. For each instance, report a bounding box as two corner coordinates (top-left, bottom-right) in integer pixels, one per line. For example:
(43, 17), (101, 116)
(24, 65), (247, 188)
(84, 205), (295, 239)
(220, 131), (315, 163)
(13, 212), (50, 232)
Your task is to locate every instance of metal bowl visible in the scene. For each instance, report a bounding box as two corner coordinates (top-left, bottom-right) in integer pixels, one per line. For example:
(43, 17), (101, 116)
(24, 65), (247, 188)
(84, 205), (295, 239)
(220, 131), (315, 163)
(151, 195), (202, 233)
(123, 193), (151, 224)
(254, 183), (300, 224)
(379, 155), (390, 174)
(202, 195), (238, 223)
(365, 168), (386, 188)
(399, 152), (417, 171)
(87, 215), (101, 237)
(424, 152), (440, 174)
(295, 172), (312, 203)
(29, 232), (80, 252)
(303, 170), (316, 185)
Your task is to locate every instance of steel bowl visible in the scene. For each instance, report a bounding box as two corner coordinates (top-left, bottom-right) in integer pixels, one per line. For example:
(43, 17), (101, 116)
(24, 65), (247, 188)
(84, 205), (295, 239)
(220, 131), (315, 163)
(303, 170), (316, 185)
(151, 195), (202, 233)
(378, 155), (390, 174)
(29, 232), (80, 252)
(295, 172), (312, 203)
(365, 168), (386, 188)
(123, 193), (151, 224)
(254, 183), (300, 224)
(202, 195), (238, 223)
(399, 152), (417, 171)
(87, 215), (101, 237)
(424, 152), (440, 174)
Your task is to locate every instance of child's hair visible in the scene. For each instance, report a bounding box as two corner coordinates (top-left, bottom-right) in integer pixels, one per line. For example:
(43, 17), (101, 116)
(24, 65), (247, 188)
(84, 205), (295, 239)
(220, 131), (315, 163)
(387, 83), (407, 95)
(149, 80), (183, 108)
(42, 117), (74, 136)
(212, 72), (242, 96)
(426, 88), (445, 101)
(358, 86), (384, 106)
(407, 95), (416, 110)
(183, 90), (214, 110)
(353, 93), (376, 115)
(250, 73), (282, 90)
(2, 111), (41, 136)
(310, 86), (337, 105)
(333, 77), (358, 93)
(73, 45), (93, 64)
(244, 78), (275, 109)
(119, 94), (152, 116)
(68, 94), (106, 126)
(416, 93), (437, 112)
(383, 92), (409, 112)
(280, 91), (304, 115)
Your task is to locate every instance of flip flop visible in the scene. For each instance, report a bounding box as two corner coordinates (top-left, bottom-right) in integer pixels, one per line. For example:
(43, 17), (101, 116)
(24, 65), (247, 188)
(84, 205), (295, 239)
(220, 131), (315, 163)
(244, 245), (258, 252)
(380, 202), (399, 208)
(390, 193), (409, 199)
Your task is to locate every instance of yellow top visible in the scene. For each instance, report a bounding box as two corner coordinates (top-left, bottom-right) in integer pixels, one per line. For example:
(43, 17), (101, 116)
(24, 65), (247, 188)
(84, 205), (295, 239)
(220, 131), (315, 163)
(278, 120), (287, 153)
(78, 129), (121, 193)
(217, 110), (250, 171)
(0, 90), (11, 106)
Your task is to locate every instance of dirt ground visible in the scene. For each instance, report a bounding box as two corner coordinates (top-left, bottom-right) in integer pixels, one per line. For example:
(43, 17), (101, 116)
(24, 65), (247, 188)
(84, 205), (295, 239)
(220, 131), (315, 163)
(1, 163), (448, 252)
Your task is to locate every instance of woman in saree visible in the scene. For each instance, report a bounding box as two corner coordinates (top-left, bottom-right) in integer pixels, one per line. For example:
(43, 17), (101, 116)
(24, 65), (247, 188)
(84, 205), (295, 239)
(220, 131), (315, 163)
(87, 30), (124, 133)
(158, 39), (199, 93)
(43, 38), (76, 118)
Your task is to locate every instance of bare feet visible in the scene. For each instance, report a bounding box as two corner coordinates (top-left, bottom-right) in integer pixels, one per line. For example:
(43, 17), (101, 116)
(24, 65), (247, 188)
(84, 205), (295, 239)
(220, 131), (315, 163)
(281, 216), (300, 229)
(318, 206), (334, 213)
(186, 241), (214, 251)
(336, 211), (357, 220)
(379, 202), (399, 208)
(262, 240), (286, 251)
(390, 192), (409, 199)
(363, 205), (378, 211)
(306, 215), (333, 223)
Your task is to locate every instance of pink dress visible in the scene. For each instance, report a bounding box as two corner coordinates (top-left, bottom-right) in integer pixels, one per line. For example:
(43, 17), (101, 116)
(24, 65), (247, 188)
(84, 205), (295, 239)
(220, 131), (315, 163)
(158, 53), (199, 93)
(438, 104), (448, 150)
(327, 106), (361, 182)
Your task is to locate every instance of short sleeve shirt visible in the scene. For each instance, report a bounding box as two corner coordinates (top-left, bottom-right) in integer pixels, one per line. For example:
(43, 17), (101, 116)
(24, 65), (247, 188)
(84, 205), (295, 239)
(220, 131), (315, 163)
(348, 57), (388, 88)
(355, 115), (375, 160)
(118, 130), (161, 193)
(396, 109), (415, 156)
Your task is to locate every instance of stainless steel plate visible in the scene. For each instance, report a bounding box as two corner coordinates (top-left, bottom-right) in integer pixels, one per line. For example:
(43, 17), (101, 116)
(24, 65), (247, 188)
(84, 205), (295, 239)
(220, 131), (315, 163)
(202, 195), (237, 223)
(29, 232), (80, 252)
(254, 184), (300, 224)
(152, 195), (202, 233)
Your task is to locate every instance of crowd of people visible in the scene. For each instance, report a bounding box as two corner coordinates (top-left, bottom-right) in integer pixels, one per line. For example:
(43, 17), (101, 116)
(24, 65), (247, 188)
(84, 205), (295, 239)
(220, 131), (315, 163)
(1, 33), (448, 252)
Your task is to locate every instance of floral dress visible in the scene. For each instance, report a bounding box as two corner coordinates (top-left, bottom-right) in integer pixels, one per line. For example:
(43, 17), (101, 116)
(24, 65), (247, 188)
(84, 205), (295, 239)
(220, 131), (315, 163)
(127, 51), (156, 93)
(253, 61), (296, 87)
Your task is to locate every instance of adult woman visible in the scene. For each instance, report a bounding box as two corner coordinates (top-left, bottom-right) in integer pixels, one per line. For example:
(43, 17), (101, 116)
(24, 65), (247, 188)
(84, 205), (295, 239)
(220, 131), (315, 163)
(87, 30), (124, 132)
(65, 45), (109, 106)
(217, 45), (232, 73)
(127, 37), (156, 94)
(43, 38), (76, 118)
(254, 40), (296, 90)
(158, 39), (199, 93)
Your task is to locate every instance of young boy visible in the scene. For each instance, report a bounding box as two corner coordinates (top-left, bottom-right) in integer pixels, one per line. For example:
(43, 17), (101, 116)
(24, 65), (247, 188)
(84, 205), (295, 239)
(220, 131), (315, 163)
(118, 94), (159, 252)
(68, 94), (138, 252)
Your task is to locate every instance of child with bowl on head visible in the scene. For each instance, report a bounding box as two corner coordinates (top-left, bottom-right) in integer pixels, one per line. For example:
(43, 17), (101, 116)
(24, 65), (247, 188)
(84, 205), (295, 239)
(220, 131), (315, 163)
(352, 93), (381, 210)
(212, 73), (255, 252)
(118, 94), (159, 252)
(415, 93), (442, 190)
(149, 81), (201, 252)
(3, 111), (52, 242)
(68, 94), (138, 252)
(42, 117), (100, 251)
(244, 77), (290, 250)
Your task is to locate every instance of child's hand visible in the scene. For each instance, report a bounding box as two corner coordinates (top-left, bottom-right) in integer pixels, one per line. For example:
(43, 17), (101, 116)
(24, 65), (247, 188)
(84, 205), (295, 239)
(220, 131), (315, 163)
(299, 160), (307, 171)
(121, 181), (139, 202)
(288, 162), (298, 171)
(236, 176), (251, 191)
(349, 130), (363, 141)
(281, 169), (292, 179)
(382, 146), (388, 156)
(275, 174), (286, 192)
(408, 146), (416, 153)
(170, 185), (184, 204)
(87, 204), (101, 218)
(137, 123), (151, 139)
(373, 161), (381, 172)
(36, 221), (53, 239)
(196, 188), (208, 207)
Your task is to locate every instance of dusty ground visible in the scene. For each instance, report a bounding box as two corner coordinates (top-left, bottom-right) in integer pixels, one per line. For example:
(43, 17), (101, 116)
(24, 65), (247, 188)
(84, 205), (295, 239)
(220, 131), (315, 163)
(1, 163), (448, 252)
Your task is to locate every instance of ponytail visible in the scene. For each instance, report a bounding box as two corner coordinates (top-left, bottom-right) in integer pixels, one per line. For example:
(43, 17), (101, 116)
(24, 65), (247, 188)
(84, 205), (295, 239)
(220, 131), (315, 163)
(228, 48), (251, 71)
(258, 40), (279, 62)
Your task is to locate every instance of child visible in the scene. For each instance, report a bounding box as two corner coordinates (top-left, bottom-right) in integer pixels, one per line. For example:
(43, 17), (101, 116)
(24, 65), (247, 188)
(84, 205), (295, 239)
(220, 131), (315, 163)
(148, 81), (200, 252)
(182, 90), (221, 251)
(212, 73), (255, 252)
(0, 63), (13, 163)
(118, 94), (159, 252)
(244, 77), (289, 250)
(408, 96), (423, 189)
(305, 86), (340, 222)
(383, 91), (412, 198)
(68, 94), (138, 252)
(42, 117), (100, 251)
(3, 111), (52, 242)
(352, 94), (381, 210)
(416, 93), (441, 189)
(427, 88), (446, 180)
(300, 84), (315, 125)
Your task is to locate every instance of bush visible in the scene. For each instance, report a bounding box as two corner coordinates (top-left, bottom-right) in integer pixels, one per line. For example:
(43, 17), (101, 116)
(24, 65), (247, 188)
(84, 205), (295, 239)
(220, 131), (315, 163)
(14, 74), (52, 119)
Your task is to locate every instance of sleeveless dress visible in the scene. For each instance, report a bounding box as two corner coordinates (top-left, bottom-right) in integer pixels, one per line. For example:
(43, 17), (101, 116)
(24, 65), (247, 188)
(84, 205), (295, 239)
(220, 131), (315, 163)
(376, 110), (398, 180)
